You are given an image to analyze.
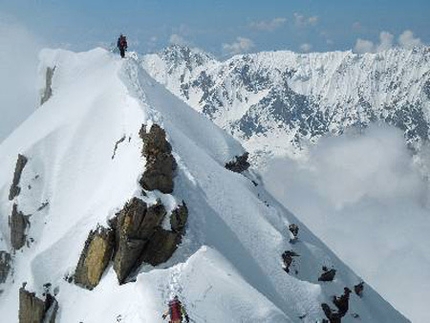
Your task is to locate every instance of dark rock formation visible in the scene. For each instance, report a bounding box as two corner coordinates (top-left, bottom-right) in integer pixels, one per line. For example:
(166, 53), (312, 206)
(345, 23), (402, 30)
(321, 287), (352, 323)
(9, 204), (29, 250)
(113, 198), (166, 283)
(282, 250), (299, 273)
(141, 203), (188, 266)
(9, 154), (28, 201)
(333, 287), (352, 317)
(139, 124), (177, 194)
(318, 267), (336, 282)
(74, 226), (114, 290)
(141, 228), (180, 266)
(19, 287), (58, 323)
(354, 282), (364, 297)
(225, 152), (250, 173)
(40, 66), (55, 105)
(289, 223), (299, 238)
(112, 135), (126, 159)
(321, 303), (341, 323)
(170, 203), (188, 233)
(0, 251), (12, 283)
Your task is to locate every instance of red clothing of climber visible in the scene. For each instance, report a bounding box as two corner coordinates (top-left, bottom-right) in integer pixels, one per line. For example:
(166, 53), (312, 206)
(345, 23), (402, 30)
(162, 296), (189, 323)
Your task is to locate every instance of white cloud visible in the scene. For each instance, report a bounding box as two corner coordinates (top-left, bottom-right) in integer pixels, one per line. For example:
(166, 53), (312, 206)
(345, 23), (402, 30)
(222, 37), (255, 55)
(169, 33), (188, 46)
(0, 18), (40, 143)
(294, 13), (319, 27)
(249, 17), (286, 32)
(376, 31), (394, 52)
(354, 29), (424, 53)
(354, 38), (375, 54)
(262, 124), (430, 322)
(398, 30), (423, 49)
(300, 43), (312, 53)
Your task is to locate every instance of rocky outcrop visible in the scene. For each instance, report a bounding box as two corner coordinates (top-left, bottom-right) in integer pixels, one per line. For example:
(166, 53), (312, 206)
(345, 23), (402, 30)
(40, 66), (55, 105)
(225, 152), (250, 173)
(142, 203), (188, 266)
(170, 203), (188, 233)
(321, 287), (352, 323)
(9, 204), (29, 250)
(9, 154), (28, 201)
(282, 250), (299, 273)
(113, 198), (166, 283)
(0, 251), (12, 283)
(354, 282), (364, 297)
(139, 124), (177, 194)
(318, 267), (337, 282)
(141, 228), (180, 266)
(19, 287), (58, 323)
(321, 303), (342, 323)
(74, 226), (114, 290)
(288, 223), (299, 243)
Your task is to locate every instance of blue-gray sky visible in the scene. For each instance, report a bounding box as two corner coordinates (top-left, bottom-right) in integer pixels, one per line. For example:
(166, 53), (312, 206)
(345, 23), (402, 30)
(1, 0), (429, 56)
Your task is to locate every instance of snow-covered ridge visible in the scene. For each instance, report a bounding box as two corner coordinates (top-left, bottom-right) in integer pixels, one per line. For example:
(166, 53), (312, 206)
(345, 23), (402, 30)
(142, 45), (430, 165)
(0, 48), (408, 322)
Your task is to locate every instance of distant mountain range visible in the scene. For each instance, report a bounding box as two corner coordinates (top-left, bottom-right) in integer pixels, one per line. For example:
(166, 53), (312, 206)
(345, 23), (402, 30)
(142, 45), (430, 165)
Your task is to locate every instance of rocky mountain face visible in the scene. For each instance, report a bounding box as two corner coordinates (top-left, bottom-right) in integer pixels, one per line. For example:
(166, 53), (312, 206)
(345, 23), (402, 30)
(142, 45), (430, 164)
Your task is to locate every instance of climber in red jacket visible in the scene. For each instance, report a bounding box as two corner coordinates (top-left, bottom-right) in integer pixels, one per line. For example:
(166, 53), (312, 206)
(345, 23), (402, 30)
(162, 296), (190, 323)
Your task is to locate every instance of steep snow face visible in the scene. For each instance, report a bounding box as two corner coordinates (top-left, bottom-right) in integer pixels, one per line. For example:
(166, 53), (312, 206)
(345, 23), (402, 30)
(0, 48), (408, 322)
(142, 45), (430, 165)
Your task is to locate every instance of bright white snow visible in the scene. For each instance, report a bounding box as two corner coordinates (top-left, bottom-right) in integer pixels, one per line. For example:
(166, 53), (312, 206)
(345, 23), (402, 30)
(0, 48), (408, 322)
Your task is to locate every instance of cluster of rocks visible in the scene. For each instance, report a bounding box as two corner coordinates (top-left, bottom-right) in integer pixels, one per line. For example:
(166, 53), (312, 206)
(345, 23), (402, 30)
(0, 155), (30, 290)
(74, 124), (188, 288)
(224, 152), (250, 173)
(281, 223), (365, 322)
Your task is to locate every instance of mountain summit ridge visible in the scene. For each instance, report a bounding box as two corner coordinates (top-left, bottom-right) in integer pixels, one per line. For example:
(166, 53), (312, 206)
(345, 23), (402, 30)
(0, 48), (409, 322)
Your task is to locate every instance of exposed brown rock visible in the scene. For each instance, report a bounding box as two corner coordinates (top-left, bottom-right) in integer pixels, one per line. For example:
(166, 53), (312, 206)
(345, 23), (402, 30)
(19, 288), (46, 323)
(9, 154), (28, 201)
(289, 223), (299, 238)
(141, 227), (181, 266)
(318, 267), (336, 282)
(321, 303), (341, 323)
(74, 226), (114, 290)
(40, 66), (55, 105)
(282, 250), (300, 273)
(0, 251), (12, 283)
(354, 282), (364, 297)
(113, 198), (166, 283)
(225, 152), (250, 173)
(9, 204), (29, 250)
(170, 203), (188, 233)
(139, 124), (177, 194)
(321, 287), (352, 323)
(333, 287), (352, 317)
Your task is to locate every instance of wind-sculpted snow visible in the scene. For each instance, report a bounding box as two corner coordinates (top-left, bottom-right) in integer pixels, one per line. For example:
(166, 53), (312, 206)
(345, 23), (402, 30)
(142, 45), (430, 165)
(0, 48), (408, 322)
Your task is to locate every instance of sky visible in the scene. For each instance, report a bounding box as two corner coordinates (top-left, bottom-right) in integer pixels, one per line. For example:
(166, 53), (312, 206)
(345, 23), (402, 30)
(263, 125), (430, 322)
(0, 0), (428, 141)
(0, 0), (429, 57)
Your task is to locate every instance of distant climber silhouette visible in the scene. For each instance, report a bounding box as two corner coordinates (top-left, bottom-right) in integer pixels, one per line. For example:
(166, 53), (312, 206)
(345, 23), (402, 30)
(117, 34), (128, 58)
(162, 295), (190, 323)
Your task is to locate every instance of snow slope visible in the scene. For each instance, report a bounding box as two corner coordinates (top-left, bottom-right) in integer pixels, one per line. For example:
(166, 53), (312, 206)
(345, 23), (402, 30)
(0, 48), (408, 322)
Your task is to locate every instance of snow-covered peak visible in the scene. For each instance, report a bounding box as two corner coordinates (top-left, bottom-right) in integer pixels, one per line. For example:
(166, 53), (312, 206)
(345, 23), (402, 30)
(143, 45), (430, 166)
(0, 48), (408, 322)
